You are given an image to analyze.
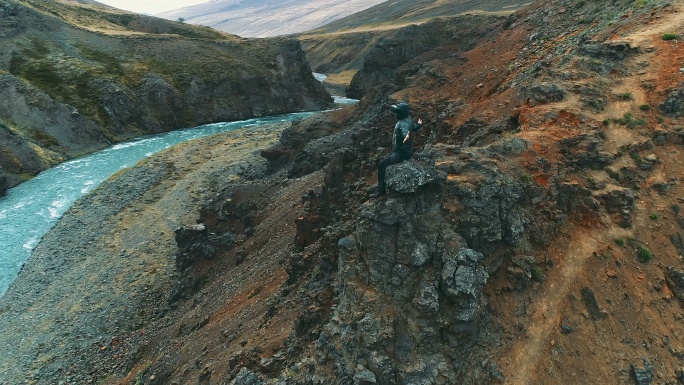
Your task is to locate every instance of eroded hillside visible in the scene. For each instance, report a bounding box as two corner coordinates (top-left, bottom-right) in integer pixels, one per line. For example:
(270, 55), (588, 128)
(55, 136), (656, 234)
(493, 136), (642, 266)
(298, 0), (526, 95)
(2, 0), (684, 384)
(0, 0), (331, 193)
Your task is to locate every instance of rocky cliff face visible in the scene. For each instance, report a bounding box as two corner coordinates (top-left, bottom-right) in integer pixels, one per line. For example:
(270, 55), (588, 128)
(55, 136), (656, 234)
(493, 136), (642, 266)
(0, 0), (332, 189)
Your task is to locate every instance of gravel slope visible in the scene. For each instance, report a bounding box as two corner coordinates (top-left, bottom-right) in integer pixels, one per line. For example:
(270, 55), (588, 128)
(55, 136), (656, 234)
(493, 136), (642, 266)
(0, 123), (288, 385)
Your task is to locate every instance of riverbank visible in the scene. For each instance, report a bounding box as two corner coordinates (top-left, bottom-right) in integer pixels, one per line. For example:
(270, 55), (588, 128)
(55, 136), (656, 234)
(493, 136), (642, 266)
(0, 122), (291, 384)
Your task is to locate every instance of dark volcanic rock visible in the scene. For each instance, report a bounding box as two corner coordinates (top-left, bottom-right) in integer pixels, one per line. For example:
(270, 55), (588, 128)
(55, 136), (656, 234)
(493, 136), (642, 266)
(174, 224), (235, 271)
(578, 41), (640, 60)
(445, 159), (530, 254)
(524, 83), (566, 105)
(660, 87), (684, 118)
(665, 267), (684, 303)
(231, 367), (262, 385)
(385, 159), (446, 194)
(560, 133), (613, 170)
(593, 186), (635, 228)
(318, 161), (488, 384)
(581, 287), (607, 320)
(631, 359), (653, 385)
(440, 248), (488, 322)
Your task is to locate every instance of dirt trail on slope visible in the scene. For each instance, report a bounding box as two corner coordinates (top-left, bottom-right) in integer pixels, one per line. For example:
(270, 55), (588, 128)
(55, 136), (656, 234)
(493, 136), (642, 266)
(505, 225), (631, 385)
(505, 4), (684, 383)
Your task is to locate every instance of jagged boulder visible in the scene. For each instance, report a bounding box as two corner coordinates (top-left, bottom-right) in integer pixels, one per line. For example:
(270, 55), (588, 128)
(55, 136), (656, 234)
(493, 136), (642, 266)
(440, 248), (488, 322)
(174, 224), (235, 271)
(386, 159), (446, 194)
(631, 359), (653, 385)
(593, 186), (635, 228)
(524, 83), (566, 105)
(665, 267), (684, 303)
(578, 41), (640, 60)
(560, 133), (614, 170)
(446, 160), (529, 253)
(660, 87), (684, 118)
(231, 367), (262, 385)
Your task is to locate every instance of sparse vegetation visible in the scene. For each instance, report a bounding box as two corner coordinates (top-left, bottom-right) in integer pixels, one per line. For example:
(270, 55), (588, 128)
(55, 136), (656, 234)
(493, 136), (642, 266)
(626, 237), (639, 248)
(614, 112), (645, 128)
(617, 92), (633, 101)
(629, 151), (642, 163)
(637, 247), (653, 263)
(614, 238), (625, 246)
(639, 104), (651, 111)
(520, 173), (533, 184)
(76, 45), (123, 74)
(663, 33), (677, 41)
(28, 130), (60, 148)
(531, 267), (544, 282)
(650, 213), (660, 220)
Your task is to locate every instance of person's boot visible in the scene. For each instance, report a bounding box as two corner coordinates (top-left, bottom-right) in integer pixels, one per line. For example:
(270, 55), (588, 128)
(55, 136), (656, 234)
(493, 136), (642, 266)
(369, 184), (385, 198)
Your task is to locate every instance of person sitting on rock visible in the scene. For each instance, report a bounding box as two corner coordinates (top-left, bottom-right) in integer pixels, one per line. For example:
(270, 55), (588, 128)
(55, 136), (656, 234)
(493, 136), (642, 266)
(373, 102), (422, 196)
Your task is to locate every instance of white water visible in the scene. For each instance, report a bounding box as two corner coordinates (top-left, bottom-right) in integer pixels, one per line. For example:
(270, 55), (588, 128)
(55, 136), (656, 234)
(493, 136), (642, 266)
(0, 111), (339, 296)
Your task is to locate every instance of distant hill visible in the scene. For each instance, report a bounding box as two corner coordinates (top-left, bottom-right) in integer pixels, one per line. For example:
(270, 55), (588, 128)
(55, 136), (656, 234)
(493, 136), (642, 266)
(309, 0), (527, 33)
(156, 0), (388, 38)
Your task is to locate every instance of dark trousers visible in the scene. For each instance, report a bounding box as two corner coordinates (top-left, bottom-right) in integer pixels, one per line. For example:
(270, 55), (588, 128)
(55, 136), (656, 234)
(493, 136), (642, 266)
(378, 152), (408, 192)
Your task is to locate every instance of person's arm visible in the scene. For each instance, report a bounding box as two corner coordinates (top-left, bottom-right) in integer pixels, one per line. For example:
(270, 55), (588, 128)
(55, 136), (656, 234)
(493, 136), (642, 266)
(401, 120), (412, 143)
(403, 118), (423, 142)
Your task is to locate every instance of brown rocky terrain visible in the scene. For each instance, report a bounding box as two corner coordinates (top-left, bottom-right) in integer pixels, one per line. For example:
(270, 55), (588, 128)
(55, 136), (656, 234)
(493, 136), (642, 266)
(0, 0), (331, 194)
(2, 0), (684, 384)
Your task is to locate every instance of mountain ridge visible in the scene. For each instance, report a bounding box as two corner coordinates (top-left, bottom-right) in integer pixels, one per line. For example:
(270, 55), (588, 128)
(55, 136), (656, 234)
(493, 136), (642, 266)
(156, 0), (388, 38)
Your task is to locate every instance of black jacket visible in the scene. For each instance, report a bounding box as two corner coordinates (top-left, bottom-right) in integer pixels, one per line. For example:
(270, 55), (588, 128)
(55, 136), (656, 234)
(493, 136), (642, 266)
(392, 117), (421, 158)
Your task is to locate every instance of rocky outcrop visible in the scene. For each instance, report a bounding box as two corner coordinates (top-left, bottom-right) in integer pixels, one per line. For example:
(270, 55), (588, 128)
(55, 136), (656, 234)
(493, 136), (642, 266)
(524, 83), (566, 105)
(660, 86), (684, 118)
(174, 224), (235, 271)
(560, 133), (614, 170)
(0, 0), (332, 189)
(578, 41), (640, 61)
(665, 267), (684, 304)
(317, 160), (493, 384)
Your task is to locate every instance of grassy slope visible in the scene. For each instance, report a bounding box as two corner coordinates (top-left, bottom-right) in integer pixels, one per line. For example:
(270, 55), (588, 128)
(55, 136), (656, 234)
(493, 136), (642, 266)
(0, 0), (329, 185)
